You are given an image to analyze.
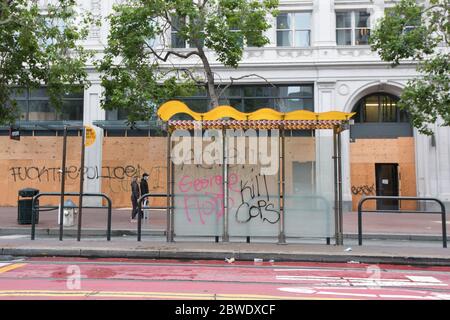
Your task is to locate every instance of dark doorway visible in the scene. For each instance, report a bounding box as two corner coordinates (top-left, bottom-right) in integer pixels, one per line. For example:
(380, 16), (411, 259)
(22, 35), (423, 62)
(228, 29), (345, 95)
(375, 163), (399, 210)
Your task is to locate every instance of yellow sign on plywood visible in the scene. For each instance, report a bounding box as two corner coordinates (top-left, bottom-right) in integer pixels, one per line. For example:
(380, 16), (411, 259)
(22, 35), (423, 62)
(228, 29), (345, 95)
(84, 125), (96, 147)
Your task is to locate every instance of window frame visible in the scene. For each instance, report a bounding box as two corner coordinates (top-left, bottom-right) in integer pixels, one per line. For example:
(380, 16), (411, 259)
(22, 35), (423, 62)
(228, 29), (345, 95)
(170, 15), (187, 49)
(353, 93), (409, 124)
(106, 84), (315, 120)
(11, 87), (84, 121)
(276, 12), (312, 48)
(170, 15), (208, 49)
(336, 10), (371, 46)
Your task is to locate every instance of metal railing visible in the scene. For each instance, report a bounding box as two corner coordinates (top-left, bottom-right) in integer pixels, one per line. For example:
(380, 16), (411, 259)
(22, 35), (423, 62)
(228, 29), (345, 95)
(31, 192), (112, 241)
(357, 196), (447, 248)
(137, 193), (169, 242)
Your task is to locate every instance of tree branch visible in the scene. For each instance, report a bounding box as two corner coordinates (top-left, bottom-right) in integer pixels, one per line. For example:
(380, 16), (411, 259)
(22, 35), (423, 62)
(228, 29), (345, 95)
(218, 74), (277, 99)
(144, 41), (200, 61)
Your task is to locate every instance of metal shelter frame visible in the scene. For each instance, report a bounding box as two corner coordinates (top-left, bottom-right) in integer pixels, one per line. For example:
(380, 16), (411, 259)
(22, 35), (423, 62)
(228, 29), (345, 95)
(158, 101), (353, 245)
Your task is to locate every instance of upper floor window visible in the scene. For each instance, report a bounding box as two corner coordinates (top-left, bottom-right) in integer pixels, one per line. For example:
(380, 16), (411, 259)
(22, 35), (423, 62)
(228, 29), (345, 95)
(11, 87), (83, 121)
(146, 19), (161, 48)
(353, 93), (408, 123)
(170, 15), (206, 49)
(385, 7), (420, 35)
(171, 15), (187, 48)
(277, 12), (311, 47)
(219, 84), (314, 113)
(336, 11), (370, 46)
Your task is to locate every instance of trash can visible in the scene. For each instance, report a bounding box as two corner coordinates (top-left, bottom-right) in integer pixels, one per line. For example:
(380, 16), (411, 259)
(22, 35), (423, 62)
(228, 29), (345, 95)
(58, 199), (78, 227)
(17, 188), (40, 225)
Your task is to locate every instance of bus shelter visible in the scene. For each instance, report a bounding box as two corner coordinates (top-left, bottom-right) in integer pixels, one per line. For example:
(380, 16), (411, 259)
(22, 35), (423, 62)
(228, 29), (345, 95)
(158, 101), (354, 245)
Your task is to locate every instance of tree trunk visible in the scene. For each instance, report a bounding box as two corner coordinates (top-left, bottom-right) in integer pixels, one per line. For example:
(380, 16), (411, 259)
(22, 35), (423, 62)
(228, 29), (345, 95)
(197, 46), (219, 108)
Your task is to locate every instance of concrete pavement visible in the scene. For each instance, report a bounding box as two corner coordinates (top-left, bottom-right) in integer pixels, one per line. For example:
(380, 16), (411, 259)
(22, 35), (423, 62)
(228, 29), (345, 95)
(0, 206), (447, 239)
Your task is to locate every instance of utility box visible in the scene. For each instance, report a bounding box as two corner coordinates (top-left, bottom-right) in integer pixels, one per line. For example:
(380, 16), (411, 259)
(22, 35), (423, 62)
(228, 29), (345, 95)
(17, 188), (39, 225)
(58, 199), (78, 227)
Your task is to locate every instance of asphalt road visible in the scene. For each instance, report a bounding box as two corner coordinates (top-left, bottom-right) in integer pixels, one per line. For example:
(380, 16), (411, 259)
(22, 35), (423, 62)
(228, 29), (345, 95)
(0, 257), (450, 300)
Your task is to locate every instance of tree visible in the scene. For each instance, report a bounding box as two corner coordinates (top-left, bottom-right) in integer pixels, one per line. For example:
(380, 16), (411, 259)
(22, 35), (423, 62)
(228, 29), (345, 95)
(369, 0), (449, 135)
(0, 0), (94, 125)
(97, 0), (279, 123)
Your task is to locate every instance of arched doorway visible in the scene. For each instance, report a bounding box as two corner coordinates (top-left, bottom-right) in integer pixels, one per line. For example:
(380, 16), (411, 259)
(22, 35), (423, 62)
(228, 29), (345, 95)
(349, 92), (417, 211)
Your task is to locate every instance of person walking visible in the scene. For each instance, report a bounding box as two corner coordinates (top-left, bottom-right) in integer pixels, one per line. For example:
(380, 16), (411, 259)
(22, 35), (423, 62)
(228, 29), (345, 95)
(140, 173), (149, 196)
(140, 173), (149, 219)
(130, 176), (140, 222)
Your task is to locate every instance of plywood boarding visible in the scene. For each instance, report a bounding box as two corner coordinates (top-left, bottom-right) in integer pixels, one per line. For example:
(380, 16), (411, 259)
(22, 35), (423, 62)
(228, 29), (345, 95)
(284, 137), (315, 194)
(0, 136), (167, 208)
(0, 137), (82, 206)
(101, 137), (167, 207)
(350, 137), (417, 211)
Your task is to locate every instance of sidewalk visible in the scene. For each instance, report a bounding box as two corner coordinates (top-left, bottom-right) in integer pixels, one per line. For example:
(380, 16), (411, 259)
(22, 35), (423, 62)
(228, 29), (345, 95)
(1, 238), (449, 266)
(0, 207), (447, 240)
(1, 206), (448, 265)
(0, 207), (166, 236)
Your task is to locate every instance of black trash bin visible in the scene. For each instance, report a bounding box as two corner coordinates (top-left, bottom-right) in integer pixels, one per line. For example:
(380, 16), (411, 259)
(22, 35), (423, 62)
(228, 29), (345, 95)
(17, 188), (40, 225)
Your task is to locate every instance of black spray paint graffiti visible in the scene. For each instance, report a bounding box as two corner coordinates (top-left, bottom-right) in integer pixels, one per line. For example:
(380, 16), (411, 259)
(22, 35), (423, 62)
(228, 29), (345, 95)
(102, 166), (165, 194)
(351, 184), (376, 196)
(9, 165), (166, 194)
(235, 173), (280, 224)
(178, 162), (280, 225)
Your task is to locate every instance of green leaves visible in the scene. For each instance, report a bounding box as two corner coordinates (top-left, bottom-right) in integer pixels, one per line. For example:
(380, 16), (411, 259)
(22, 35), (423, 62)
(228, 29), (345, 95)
(369, 0), (450, 134)
(98, 0), (279, 122)
(370, 0), (435, 65)
(0, 0), (92, 125)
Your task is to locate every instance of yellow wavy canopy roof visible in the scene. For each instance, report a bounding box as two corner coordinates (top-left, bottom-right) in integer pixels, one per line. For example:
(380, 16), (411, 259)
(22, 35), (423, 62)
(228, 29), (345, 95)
(158, 100), (354, 121)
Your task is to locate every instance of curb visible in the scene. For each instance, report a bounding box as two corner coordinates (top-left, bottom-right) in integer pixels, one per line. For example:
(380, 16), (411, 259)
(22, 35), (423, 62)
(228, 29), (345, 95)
(2, 246), (450, 266)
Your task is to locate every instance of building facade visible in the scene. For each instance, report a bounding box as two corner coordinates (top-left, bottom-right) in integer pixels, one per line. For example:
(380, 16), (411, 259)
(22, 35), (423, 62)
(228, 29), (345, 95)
(1, 0), (449, 211)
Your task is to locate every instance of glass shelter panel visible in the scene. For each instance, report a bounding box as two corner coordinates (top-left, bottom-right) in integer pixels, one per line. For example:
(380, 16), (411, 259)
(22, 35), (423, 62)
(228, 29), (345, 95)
(172, 130), (224, 236)
(226, 131), (280, 237)
(284, 133), (335, 238)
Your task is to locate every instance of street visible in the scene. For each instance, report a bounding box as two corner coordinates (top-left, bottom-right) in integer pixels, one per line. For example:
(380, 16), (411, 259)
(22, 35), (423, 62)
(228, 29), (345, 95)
(0, 257), (450, 300)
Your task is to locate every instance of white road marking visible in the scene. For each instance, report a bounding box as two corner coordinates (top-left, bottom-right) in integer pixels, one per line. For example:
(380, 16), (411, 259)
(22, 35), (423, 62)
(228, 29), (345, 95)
(278, 288), (316, 294)
(0, 263), (10, 268)
(273, 268), (345, 272)
(275, 275), (447, 287)
(316, 291), (377, 298)
(430, 293), (450, 300)
(349, 281), (447, 287)
(406, 276), (442, 283)
(276, 275), (343, 280)
(378, 294), (436, 299)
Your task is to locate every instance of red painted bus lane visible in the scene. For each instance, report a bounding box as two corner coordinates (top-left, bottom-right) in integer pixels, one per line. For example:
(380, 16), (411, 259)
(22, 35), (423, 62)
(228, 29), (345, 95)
(0, 258), (449, 300)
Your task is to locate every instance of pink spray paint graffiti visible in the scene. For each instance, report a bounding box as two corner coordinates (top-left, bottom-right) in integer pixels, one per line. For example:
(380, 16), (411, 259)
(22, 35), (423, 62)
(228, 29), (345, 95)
(177, 173), (240, 225)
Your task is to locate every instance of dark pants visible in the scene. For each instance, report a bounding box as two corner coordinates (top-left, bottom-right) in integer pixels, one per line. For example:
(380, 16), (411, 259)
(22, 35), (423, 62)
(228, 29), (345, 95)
(131, 195), (139, 219)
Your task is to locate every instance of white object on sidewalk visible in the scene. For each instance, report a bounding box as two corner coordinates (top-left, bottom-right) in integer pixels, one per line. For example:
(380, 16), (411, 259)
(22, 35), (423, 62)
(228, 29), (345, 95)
(143, 199), (150, 221)
(57, 199), (78, 227)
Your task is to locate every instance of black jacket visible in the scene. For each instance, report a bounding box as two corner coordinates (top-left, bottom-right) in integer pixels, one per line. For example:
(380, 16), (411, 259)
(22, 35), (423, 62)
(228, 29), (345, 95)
(140, 178), (149, 196)
(131, 180), (140, 198)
